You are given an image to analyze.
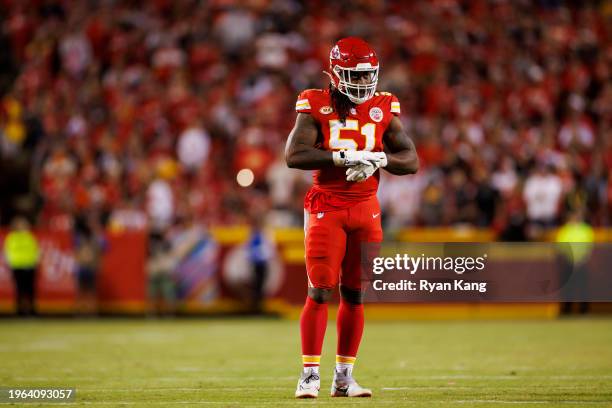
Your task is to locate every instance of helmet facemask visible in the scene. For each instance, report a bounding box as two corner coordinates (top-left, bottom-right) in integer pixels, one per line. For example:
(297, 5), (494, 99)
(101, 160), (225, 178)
(332, 63), (379, 104)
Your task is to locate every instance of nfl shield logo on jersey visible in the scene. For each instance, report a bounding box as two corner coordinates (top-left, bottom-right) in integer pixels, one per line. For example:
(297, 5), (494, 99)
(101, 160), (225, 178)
(369, 107), (383, 122)
(319, 106), (333, 115)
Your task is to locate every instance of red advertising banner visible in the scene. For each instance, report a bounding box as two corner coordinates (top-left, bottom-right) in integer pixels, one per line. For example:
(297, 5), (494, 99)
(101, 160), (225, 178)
(0, 230), (147, 314)
(97, 231), (147, 312)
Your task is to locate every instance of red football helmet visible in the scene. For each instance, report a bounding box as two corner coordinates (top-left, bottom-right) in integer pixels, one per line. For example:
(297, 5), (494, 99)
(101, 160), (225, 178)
(328, 37), (379, 104)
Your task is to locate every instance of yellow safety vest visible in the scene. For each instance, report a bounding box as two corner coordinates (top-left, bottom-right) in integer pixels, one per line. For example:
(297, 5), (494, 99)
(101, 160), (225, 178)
(3, 231), (40, 269)
(556, 222), (594, 264)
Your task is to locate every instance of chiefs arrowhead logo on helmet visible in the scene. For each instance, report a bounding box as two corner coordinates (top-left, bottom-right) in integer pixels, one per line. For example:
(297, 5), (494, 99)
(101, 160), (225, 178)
(328, 37), (379, 104)
(330, 45), (341, 60)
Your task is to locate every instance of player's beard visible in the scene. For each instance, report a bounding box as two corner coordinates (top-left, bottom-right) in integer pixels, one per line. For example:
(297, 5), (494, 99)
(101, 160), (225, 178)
(330, 85), (355, 125)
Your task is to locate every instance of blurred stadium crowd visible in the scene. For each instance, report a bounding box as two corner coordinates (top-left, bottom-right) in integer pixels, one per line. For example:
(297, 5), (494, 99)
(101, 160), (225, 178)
(0, 0), (611, 240)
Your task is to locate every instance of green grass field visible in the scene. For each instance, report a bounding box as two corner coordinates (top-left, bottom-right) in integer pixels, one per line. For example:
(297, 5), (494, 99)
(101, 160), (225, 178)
(1, 318), (611, 407)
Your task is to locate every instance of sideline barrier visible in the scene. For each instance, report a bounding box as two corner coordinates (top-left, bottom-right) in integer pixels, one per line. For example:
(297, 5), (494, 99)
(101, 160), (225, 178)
(1, 227), (610, 318)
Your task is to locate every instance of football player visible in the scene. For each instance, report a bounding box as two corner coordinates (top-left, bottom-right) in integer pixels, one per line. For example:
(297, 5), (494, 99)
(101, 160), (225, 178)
(285, 37), (419, 398)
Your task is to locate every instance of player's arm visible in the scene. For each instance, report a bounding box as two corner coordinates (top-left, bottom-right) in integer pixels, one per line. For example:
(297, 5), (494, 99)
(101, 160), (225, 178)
(382, 116), (419, 175)
(285, 113), (333, 170)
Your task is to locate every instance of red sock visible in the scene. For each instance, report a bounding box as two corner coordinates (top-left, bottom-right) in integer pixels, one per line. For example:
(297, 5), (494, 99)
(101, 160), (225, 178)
(336, 299), (364, 358)
(300, 296), (328, 367)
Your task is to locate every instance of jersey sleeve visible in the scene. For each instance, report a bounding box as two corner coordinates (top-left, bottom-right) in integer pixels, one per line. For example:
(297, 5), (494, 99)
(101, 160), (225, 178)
(390, 94), (401, 116)
(295, 90), (313, 114)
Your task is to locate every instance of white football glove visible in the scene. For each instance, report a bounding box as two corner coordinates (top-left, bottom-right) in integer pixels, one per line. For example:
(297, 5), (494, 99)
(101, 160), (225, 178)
(346, 161), (376, 182)
(363, 151), (388, 168)
(332, 150), (368, 167)
(344, 152), (388, 182)
(333, 150), (388, 168)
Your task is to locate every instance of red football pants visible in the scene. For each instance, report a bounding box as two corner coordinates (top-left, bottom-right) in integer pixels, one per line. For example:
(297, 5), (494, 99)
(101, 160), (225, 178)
(304, 195), (383, 291)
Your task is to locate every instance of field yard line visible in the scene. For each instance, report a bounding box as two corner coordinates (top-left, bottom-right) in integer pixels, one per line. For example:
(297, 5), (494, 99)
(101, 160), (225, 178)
(9, 377), (100, 381)
(7, 374), (611, 382)
(454, 400), (611, 405)
(381, 375), (612, 380)
(4, 376), (297, 383)
(77, 388), (203, 392)
(383, 386), (477, 390)
(11, 400), (610, 406)
(382, 386), (607, 391)
(165, 374), (612, 380)
(16, 402), (386, 406)
(76, 387), (289, 391)
(3, 385), (602, 393)
(153, 376), (297, 381)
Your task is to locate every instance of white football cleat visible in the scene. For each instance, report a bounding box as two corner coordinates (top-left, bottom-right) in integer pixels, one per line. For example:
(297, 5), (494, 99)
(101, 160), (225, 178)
(331, 368), (372, 397)
(295, 368), (320, 398)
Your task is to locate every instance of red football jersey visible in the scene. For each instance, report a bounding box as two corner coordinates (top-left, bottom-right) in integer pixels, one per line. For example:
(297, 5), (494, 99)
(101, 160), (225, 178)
(295, 88), (401, 213)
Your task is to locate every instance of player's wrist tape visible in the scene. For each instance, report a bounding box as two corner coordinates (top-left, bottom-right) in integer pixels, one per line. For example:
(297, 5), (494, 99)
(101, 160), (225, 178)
(332, 151), (347, 166)
(333, 151), (388, 167)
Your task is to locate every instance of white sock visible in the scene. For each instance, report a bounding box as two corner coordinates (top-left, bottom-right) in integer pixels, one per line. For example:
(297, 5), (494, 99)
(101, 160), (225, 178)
(336, 362), (353, 376)
(336, 355), (356, 376)
(304, 366), (319, 374)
